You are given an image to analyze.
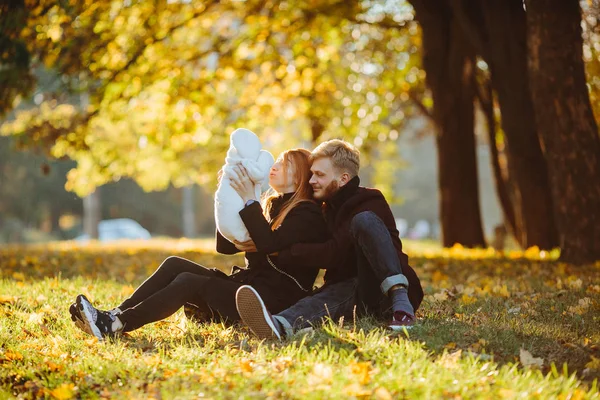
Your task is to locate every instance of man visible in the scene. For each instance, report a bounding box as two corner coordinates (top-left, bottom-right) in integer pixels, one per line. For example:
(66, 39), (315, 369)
(235, 139), (424, 339)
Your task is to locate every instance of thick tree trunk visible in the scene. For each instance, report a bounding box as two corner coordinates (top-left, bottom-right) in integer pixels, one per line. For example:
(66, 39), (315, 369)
(451, 0), (559, 249)
(410, 0), (486, 248)
(526, 0), (600, 264)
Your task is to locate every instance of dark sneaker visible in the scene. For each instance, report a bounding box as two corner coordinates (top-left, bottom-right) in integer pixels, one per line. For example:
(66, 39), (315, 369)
(235, 285), (282, 340)
(76, 294), (118, 340)
(69, 302), (93, 335)
(389, 311), (416, 331)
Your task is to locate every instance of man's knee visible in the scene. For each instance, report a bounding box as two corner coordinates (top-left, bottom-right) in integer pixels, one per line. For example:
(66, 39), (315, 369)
(350, 211), (381, 237)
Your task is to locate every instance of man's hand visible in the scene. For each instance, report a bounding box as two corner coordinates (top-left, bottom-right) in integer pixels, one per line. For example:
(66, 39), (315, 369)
(234, 239), (257, 252)
(230, 164), (257, 204)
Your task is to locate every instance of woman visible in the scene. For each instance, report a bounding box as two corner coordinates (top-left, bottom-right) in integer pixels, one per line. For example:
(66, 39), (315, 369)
(70, 148), (328, 340)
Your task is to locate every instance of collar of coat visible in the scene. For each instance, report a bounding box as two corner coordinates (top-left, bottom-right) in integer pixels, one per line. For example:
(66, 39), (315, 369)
(269, 192), (295, 217)
(325, 175), (361, 210)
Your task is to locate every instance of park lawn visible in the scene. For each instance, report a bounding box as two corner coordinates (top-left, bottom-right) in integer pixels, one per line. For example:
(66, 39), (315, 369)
(0, 240), (599, 399)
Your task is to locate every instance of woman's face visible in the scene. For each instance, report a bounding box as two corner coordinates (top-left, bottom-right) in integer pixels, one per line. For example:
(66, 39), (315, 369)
(269, 156), (297, 193)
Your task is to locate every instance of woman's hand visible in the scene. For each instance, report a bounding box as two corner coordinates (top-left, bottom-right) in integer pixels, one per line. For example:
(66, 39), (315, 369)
(234, 239), (257, 252)
(229, 164), (257, 204)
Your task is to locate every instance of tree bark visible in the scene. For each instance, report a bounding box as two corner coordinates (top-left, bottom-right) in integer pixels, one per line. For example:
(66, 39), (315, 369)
(475, 76), (519, 239)
(526, 0), (600, 264)
(451, 0), (559, 249)
(409, 0), (487, 248)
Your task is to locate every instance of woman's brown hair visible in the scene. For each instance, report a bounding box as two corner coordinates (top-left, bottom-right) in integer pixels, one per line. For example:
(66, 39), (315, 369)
(262, 148), (315, 230)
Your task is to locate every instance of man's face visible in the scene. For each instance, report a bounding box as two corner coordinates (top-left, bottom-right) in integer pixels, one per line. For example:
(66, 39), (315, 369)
(309, 157), (343, 201)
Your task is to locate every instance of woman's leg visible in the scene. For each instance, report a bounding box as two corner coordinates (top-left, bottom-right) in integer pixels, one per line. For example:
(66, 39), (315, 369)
(118, 272), (213, 332)
(117, 256), (218, 311)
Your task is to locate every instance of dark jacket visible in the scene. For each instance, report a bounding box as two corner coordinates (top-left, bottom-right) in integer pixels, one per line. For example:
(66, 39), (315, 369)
(216, 193), (328, 313)
(278, 177), (424, 311)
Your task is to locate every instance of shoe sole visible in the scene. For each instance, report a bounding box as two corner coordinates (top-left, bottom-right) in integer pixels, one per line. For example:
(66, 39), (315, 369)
(76, 295), (104, 341)
(70, 303), (94, 335)
(236, 286), (281, 340)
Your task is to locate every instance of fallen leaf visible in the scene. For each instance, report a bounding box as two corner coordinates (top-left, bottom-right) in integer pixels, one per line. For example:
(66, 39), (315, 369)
(0, 295), (17, 304)
(343, 383), (371, 397)
(374, 387), (393, 400)
(585, 356), (600, 370)
(49, 383), (75, 400)
(519, 348), (543, 368)
(349, 361), (371, 385)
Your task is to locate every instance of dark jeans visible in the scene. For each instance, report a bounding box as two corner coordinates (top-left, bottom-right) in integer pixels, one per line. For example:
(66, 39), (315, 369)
(116, 256), (242, 332)
(274, 211), (408, 335)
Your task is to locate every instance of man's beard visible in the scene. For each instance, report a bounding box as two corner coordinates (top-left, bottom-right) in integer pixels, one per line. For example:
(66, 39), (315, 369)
(314, 179), (340, 201)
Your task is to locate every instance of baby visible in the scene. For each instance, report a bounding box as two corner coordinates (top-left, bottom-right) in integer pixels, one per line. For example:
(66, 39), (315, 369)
(215, 128), (274, 243)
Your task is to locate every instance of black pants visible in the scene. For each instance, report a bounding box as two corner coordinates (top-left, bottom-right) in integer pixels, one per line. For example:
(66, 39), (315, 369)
(116, 256), (243, 332)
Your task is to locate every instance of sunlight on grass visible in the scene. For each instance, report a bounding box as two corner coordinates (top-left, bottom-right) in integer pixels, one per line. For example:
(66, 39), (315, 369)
(1, 240), (599, 398)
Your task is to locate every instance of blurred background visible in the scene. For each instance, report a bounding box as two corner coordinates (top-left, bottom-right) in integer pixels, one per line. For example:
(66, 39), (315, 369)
(1, 0), (599, 263)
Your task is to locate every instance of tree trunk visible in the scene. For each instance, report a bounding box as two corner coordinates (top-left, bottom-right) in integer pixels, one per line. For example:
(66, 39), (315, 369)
(182, 185), (197, 238)
(526, 0), (600, 264)
(475, 77), (519, 239)
(410, 0), (487, 248)
(451, 0), (559, 249)
(83, 189), (100, 239)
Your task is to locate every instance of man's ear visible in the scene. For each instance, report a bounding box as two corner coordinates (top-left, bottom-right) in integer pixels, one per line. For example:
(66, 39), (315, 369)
(339, 172), (351, 186)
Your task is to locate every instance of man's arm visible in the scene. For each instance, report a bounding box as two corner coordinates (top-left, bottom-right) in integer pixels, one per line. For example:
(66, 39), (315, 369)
(277, 223), (353, 270)
(239, 201), (327, 254)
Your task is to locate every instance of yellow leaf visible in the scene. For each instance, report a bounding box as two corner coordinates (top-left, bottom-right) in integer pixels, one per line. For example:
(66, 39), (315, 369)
(585, 356), (600, 370)
(567, 297), (592, 315)
(374, 387), (393, 400)
(492, 284), (510, 298)
(433, 291), (448, 302)
(438, 350), (462, 369)
(460, 294), (477, 305)
(519, 348), (543, 368)
(4, 351), (23, 361)
(343, 383), (371, 397)
(50, 383), (75, 400)
(0, 295), (17, 304)
(349, 361), (371, 385)
(239, 359), (253, 373)
(12, 272), (25, 281)
(498, 388), (515, 398)
(444, 342), (457, 350)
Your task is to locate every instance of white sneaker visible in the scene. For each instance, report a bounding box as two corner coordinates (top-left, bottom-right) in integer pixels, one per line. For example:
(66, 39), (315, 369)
(235, 285), (282, 340)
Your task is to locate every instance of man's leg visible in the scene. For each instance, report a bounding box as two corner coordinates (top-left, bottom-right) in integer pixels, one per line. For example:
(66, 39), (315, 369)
(350, 211), (415, 327)
(236, 279), (357, 339)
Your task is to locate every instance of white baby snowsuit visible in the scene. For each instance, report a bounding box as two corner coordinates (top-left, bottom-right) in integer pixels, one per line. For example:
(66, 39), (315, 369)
(214, 128), (275, 243)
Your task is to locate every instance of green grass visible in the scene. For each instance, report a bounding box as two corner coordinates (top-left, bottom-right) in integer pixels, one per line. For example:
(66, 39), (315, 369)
(0, 240), (599, 399)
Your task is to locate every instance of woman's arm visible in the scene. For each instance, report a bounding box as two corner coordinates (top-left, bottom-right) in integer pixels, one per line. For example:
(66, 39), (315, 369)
(215, 229), (241, 255)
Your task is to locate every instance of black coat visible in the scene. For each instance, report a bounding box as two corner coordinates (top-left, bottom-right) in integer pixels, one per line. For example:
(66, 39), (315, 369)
(212, 193), (328, 314)
(278, 177), (424, 311)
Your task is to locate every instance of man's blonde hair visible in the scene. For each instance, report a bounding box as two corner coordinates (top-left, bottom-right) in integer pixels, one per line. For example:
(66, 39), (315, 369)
(311, 139), (360, 177)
